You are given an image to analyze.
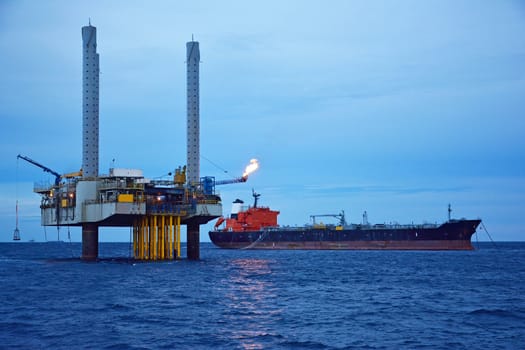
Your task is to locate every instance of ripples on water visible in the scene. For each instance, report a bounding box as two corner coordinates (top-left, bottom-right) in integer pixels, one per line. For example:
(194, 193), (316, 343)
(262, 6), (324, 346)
(0, 242), (524, 349)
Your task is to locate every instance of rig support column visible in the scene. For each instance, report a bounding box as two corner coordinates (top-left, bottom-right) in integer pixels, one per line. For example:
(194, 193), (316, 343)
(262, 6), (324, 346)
(176, 216), (181, 258)
(81, 23), (99, 178)
(186, 40), (200, 185)
(133, 215), (181, 260)
(82, 223), (99, 261)
(187, 223), (200, 260)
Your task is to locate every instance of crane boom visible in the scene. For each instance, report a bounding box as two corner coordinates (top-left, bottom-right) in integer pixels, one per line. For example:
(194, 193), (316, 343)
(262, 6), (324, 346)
(310, 211), (347, 226)
(17, 154), (62, 185)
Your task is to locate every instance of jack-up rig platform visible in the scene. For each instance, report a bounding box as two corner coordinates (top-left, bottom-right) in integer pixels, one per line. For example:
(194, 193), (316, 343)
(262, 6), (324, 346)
(18, 23), (256, 261)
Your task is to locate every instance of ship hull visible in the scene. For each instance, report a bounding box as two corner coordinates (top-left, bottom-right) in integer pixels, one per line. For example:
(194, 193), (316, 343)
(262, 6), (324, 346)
(209, 219), (481, 250)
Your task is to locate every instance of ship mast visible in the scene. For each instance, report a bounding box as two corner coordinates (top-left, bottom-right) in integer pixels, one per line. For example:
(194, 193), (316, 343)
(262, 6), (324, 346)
(252, 189), (260, 208)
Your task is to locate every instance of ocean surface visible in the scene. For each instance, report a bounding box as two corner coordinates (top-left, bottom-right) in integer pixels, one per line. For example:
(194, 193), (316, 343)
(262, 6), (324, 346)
(0, 242), (524, 350)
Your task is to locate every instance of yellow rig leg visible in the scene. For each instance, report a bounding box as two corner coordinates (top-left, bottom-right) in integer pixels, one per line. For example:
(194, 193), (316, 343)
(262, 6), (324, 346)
(154, 215), (158, 260)
(133, 223), (137, 258)
(160, 215), (165, 260)
(136, 223), (140, 259)
(147, 216), (152, 260)
(169, 216), (173, 259)
(141, 216), (147, 259)
(132, 214), (183, 261)
(176, 215), (181, 259)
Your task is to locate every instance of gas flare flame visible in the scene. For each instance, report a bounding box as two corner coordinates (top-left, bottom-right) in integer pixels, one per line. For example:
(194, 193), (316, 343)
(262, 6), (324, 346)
(242, 159), (259, 179)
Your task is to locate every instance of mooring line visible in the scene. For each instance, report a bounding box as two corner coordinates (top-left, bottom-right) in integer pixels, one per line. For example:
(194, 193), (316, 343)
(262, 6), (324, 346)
(480, 221), (497, 248)
(242, 230), (268, 250)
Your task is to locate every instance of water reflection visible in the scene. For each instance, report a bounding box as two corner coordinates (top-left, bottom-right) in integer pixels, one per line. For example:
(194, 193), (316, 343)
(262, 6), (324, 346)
(221, 258), (282, 349)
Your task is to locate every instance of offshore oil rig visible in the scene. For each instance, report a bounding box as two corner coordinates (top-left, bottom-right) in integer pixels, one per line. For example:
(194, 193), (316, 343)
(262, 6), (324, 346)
(18, 23), (255, 261)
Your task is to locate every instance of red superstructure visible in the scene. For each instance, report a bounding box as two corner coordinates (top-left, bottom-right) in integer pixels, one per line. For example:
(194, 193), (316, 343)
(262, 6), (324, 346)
(214, 192), (279, 232)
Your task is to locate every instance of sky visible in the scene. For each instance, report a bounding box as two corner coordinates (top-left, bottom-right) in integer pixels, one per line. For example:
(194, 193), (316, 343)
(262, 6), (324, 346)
(1, 0), (524, 242)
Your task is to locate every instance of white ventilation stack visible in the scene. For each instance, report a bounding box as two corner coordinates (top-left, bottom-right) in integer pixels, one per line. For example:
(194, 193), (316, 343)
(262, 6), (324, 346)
(82, 23), (99, 178)
(231, 199), (244, 219)
(186, 40), (200, 185)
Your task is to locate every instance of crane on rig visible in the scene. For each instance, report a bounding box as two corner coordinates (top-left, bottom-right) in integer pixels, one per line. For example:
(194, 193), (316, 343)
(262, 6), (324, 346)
(17, 154), (62, 186)
(310, 211), (347, 227)
(17, 154), (82, 185)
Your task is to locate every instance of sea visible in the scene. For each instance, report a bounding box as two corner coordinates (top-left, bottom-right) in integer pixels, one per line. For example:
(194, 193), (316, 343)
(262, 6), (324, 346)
(0, 242), (524, 350)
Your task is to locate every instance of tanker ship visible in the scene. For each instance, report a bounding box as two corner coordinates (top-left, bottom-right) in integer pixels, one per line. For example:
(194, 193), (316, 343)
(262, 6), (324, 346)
(209, 191), (481, 250)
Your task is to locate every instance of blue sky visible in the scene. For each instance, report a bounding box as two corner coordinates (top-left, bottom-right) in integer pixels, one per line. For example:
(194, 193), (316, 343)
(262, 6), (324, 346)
(1, 0), (524, 242)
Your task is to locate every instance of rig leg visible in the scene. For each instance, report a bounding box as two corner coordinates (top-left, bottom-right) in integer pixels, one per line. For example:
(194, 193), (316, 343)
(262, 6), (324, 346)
(176, 216), (181, 258)
(187, 223), (200, 260)
(81, 223), (99, 261)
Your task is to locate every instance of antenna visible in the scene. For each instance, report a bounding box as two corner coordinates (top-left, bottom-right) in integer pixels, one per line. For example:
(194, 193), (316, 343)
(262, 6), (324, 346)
(448, 204), (452, 221)
(363, 211), (368, 225)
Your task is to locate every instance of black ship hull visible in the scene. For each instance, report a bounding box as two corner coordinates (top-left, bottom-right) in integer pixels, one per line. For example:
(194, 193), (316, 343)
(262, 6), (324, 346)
(209, 219), (481, 250)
